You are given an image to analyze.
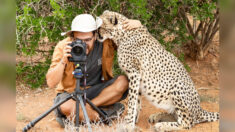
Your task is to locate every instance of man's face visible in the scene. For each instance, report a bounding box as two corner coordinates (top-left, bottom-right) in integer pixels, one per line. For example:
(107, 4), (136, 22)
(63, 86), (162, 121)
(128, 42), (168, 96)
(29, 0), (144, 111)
(73, 31), (96, 55)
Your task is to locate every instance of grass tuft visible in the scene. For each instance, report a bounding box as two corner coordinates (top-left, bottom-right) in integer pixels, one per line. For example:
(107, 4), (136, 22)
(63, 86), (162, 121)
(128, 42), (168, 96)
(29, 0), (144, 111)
(64, 111), (128, 132)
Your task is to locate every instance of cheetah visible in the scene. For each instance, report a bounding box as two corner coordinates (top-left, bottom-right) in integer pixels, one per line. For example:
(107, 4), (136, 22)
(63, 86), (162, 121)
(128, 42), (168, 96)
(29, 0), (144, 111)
(98, 10), (219, 131)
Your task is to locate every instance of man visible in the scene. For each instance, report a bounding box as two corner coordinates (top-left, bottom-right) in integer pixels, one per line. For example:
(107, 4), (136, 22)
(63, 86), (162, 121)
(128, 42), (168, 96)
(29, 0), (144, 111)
(46, 13), (142, 127)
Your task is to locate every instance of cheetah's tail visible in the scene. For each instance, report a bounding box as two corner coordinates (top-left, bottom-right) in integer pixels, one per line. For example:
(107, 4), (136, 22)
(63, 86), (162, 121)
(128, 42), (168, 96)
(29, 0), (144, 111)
(198, 109), (219, 123)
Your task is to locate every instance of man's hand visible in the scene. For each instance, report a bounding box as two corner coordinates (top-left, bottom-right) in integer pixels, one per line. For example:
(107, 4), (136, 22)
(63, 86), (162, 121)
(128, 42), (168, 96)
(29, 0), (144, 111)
(61, 42), (72, 64)
(122, 19), (142, 30)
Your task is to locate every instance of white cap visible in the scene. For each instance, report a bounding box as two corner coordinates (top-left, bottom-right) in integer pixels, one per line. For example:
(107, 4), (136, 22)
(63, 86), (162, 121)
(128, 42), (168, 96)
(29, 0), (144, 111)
(61, 14), (103, 36)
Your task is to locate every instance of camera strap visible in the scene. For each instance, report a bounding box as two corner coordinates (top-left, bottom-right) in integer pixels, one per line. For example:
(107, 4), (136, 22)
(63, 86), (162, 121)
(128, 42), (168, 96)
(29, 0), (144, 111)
(83, 63), (87, 102)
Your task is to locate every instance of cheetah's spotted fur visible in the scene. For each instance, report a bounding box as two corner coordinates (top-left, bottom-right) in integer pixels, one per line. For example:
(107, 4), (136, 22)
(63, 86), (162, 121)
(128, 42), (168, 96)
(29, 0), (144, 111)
(98, 10), (219, 131)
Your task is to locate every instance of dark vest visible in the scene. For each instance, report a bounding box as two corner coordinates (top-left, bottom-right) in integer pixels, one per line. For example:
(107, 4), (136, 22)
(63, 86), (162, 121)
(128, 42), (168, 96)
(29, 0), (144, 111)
(80, 40), (103, 86)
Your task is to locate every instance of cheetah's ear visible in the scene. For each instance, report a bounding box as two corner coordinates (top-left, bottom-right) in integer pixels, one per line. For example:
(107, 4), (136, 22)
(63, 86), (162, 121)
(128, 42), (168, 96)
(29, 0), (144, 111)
(114, 16), (118, 25)
(109, 16), (118, 25)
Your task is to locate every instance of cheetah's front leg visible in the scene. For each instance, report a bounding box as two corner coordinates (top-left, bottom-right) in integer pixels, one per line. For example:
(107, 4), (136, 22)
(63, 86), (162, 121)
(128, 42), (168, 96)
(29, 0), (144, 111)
(125, 73), (141, 130)
(135, 91), (142, 123)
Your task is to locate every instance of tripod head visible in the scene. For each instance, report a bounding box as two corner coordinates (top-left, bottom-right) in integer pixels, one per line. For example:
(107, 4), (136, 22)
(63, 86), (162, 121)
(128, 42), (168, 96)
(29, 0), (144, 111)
(72, 63), (84, 79)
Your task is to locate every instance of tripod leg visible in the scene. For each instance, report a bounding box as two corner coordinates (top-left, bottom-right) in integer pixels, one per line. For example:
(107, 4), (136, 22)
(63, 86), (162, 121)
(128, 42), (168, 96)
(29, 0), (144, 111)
(86, 98), (111, 125)
(22, 95), (72, 132)
(78, 95), (92, 132)
(75, 96), (80, 127)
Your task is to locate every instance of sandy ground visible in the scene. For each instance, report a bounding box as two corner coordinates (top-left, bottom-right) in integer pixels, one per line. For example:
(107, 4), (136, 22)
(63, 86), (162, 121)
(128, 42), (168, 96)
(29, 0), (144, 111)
(16, 38), (220, 132)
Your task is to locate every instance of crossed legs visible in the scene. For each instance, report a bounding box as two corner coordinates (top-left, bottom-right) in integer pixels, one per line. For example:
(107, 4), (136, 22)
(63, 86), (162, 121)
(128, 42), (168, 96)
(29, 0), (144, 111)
(59, 75), (128, 121)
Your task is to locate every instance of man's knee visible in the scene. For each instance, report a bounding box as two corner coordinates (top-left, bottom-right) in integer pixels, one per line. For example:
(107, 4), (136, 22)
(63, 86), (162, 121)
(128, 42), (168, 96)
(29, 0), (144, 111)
(114, 75), (129, 93)
(60, 99), (75, 116)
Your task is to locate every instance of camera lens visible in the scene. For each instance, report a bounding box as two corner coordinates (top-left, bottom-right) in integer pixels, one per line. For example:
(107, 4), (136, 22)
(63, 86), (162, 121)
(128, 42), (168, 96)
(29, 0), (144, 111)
(72, 45), (83, 56)
(68, 39), (87, 62)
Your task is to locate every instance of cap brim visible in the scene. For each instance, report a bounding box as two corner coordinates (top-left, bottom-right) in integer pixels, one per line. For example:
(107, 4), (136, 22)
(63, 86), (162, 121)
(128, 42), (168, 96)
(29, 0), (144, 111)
(61, 31), (72, 36)
(96, 17), (103, 29)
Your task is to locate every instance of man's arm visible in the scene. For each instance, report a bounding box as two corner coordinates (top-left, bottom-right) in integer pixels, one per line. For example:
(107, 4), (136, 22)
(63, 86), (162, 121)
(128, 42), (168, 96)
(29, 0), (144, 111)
(46, 41), (72, 88)
(46, 59), (66, 88)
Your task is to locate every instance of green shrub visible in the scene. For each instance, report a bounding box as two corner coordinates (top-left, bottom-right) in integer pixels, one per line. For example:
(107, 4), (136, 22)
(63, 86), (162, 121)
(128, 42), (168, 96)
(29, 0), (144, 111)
(16, 0), (218, 88)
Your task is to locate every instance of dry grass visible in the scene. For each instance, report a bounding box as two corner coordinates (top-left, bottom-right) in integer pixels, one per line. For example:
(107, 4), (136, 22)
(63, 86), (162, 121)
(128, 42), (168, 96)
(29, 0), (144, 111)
(64, 111), (128, 132)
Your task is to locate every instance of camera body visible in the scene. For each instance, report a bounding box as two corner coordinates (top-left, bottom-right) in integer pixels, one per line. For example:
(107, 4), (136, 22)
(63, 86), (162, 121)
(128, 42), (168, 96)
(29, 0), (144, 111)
(68, 39), (87, 62)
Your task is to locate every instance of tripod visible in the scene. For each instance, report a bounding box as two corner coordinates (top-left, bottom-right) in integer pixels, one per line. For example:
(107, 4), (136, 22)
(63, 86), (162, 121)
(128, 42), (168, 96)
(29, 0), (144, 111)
(23, 62), (111, 132)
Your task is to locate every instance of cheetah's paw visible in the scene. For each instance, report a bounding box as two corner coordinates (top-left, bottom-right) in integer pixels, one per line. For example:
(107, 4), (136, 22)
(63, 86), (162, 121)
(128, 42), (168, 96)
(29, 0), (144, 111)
(148, 112), (176, 123)
(154, 123), (165, 132)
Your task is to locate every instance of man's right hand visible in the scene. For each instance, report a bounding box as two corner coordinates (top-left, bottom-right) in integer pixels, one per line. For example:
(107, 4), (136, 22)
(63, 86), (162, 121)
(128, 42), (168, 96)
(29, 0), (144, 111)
(61, 42), (72, 64)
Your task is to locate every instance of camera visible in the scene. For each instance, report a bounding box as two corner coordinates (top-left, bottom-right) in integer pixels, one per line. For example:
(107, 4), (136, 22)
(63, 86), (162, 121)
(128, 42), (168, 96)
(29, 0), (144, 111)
(68, 39), (87, 62)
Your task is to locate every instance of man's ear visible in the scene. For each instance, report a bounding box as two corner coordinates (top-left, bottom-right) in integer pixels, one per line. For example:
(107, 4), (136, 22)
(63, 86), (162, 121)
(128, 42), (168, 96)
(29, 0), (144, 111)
(94, 31), (97, 40)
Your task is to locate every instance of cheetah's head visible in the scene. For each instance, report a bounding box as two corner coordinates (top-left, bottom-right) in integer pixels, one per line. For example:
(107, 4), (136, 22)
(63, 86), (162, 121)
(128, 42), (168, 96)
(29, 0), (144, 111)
(97, 10), (127, 43)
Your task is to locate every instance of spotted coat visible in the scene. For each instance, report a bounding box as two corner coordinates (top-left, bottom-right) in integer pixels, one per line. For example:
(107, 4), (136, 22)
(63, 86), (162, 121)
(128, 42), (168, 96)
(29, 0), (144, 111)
(98, 10), (219, 132)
